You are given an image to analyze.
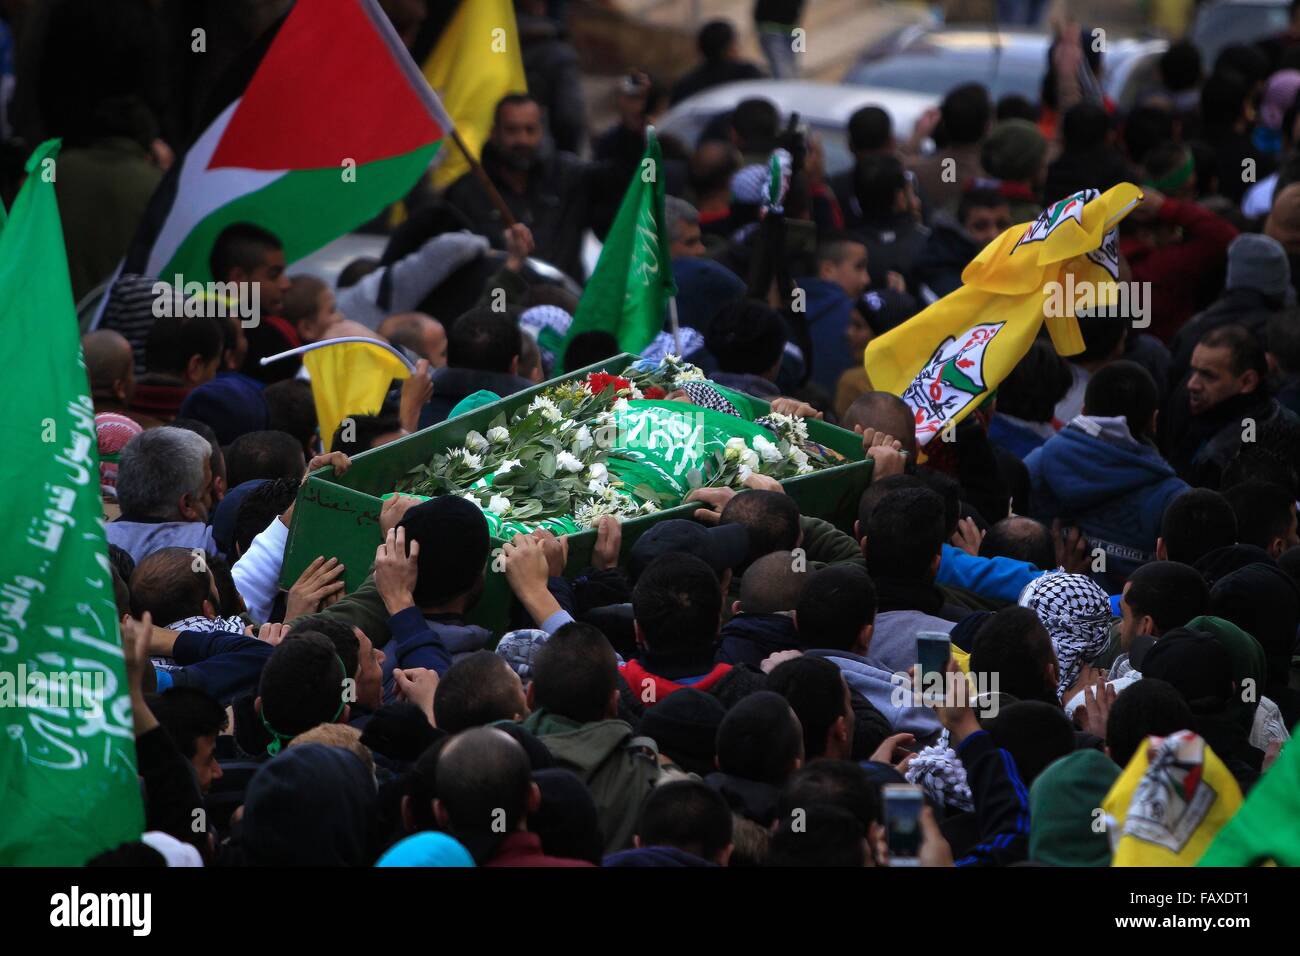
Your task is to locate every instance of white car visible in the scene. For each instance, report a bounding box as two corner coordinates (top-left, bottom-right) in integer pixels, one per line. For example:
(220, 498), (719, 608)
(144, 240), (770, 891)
(656, 79), (938, 179)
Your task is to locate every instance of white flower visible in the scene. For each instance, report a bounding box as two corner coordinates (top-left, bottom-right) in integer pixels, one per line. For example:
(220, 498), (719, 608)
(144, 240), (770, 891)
(740, 448), (759, 471)
(459, 449), (483, 470)
(789, 447), (809, 471)
(640, 499), (660, 514)
(753, 435), (783, 464)
(529, 396), (561, 421)
(572, 425), (594, 454)
(738, 464), (753, 482)
(556, 450), (584, 473)
(628, 384), (644, 400)
(487, 426), (510, 444)
(487, 494), (511, 515)
(673, 364), (706, 383)
(588, 479), (609, 494)
(613, 398), (631, 414)
(464, 430), (489, 454)
(587, 461), (609, 482)
(496, 458), (522, 475)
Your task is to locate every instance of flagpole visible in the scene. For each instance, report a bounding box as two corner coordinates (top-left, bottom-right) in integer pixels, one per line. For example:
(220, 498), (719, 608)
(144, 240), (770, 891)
(668, 296), (681, 356)
(448, 127), (518, 229)
(259, 336), (417, 372)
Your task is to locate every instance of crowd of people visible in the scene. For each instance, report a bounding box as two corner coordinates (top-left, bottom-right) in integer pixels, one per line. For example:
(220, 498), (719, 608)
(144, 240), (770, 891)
(13, 0), (1300, 867)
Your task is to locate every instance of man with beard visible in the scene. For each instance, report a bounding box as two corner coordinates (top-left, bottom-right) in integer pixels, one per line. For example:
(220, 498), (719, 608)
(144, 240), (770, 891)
(443, 92), (647, 282)
(1161, 324), (1299, 488)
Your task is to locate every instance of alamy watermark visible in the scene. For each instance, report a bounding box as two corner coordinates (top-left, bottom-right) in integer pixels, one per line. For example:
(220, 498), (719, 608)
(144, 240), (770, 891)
(153, 275), (261, 327)
(1043, 275), (1152, 328)
(890, 668), (1002, 716)
(0, 664), (106, 715)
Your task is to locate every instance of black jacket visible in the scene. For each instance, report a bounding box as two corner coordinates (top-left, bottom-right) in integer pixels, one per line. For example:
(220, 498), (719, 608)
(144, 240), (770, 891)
(851, 213), (930, 288)
(1160, 388), (1296, 488)
(670, 59), (765, 106)
(910, 214), (978, 300)
(443, 135), (643, 281)
(951, 730), (1031, 867)
(716, 612), (800, 667)
(1169, 287), (1283, 386)
(418, 366), (536, 428)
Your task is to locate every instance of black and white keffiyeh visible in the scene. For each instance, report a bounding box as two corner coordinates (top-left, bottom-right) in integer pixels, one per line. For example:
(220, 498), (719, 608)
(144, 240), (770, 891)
(1018, 571), (1114, 699)
(905, 744), (974, 813)
(677, 380), (742, 418)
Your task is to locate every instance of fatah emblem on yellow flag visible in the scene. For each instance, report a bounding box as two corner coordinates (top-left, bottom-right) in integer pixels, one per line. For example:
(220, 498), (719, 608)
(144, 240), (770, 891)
(865, 183), (1144, 447)
(1101, 731), (1243, 867)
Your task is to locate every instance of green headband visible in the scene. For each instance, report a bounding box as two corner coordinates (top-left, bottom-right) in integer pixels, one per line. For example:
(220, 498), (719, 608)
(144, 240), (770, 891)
(1144, 150), (1194, 193)
(262, 653), (349, 756)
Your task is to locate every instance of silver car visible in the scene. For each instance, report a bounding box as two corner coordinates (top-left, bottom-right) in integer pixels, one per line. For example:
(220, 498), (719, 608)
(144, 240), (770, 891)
(656, 79), (938, 179)
(844, 25), (1168, 112)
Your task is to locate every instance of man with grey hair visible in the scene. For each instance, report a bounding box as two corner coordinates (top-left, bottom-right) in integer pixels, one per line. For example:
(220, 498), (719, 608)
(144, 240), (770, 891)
(106, 426), (218, 563)
(664, 196), (706, 259)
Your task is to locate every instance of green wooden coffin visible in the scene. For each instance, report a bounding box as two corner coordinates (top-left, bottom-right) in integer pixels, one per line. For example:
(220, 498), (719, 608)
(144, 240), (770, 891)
(280, 354), (874, 634)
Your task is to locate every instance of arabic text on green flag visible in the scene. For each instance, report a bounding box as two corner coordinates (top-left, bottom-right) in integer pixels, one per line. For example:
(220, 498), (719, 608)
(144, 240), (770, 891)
(559, 129), (677, 369)
(0, 140), (144, 865)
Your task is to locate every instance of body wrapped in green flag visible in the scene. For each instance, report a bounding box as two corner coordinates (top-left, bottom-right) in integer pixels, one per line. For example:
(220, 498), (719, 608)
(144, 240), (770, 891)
(0, 140), (144, 865)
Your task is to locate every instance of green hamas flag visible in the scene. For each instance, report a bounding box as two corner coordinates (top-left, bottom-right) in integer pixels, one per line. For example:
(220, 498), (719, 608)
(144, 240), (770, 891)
(559, 128), (677, 370)
(0, 140), (144, 865)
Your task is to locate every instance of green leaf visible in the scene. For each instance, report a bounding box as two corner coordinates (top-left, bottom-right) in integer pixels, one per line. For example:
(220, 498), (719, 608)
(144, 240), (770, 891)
(539, 452), (557, 478)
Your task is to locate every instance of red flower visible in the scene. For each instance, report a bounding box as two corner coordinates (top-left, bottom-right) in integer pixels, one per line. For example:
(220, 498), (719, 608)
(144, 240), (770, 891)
(643, 386), (666, 400)
(587, 372), (632, 395)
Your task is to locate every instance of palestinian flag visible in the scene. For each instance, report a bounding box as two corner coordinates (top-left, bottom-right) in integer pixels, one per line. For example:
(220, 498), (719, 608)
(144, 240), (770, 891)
(124, 0), (453, 283)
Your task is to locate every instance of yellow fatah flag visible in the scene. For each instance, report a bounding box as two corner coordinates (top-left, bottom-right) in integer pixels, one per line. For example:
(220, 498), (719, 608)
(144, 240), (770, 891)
(424, 0), (527, 191)
(1101, 730), (1243, 867)
(303, 340), (412, 449)
(865, 183), (1144, 448)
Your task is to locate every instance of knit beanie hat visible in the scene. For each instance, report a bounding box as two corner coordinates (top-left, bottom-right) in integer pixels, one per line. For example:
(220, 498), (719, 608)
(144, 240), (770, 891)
(1225, 233), (1291, 301)
(1029, 749), (1120, 866)
(637, 688), (726, 777)
(980, 119), (1048, 183)
(397, 495), (490, 603)
(178, 374), (270, 445)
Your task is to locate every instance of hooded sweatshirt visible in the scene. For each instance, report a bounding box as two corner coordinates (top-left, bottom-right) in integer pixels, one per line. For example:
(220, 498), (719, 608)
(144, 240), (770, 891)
(798, 276), (857, 393)
(521, 708), (662, 853)
(910, 213), (979, 303)
(803, 648), (942, 743)
(715, 612), (801, 667)
(235, 744), (378, 866)
(603, 845), (718, 867)
(1026, 415), (1188, 580)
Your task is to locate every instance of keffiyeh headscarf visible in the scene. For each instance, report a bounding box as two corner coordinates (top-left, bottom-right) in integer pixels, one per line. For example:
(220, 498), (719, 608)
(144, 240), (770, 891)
(640, 326), (705, 365)
(97, 412), (142, 500)
(519, 305), (572, 376)
(1018, 571), (1113, 700)
(728, 148), (793, 242)
(905, 744), (974, 813)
